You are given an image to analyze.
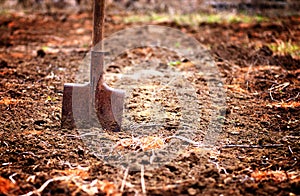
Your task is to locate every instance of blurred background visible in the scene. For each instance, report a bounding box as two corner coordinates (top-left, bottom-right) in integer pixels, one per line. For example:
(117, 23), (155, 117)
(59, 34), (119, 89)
(0, 0), (300, 15)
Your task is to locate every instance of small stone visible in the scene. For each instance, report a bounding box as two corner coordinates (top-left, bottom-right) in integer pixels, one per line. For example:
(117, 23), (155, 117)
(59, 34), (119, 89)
(264, 184), (278, 193)
(37, 49), (46, 58)
(144, 172), (153, 177)
(224, 177), (232, 184)
(187, 188), (197, 195)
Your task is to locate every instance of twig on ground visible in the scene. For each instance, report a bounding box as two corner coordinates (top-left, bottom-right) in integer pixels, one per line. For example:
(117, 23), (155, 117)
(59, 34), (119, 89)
(147, 184), (179, 191)
(9, 173), (17, 184)
(26, 175), (36, 183)
(65, 134), (81, 139)
(209, 160), (228, 174)
(2, 162), (11, 166)
(141, 165), (146, 195)
(22, 152), (38, 157)
(3, 141), (9, 147)
(268, 82), (290, 91)
(268, 82), (290, 101)
(20, 176), (72, 196)
(62, 161), (75, 169)
(286, 92), (300, 102)
(288, 146), (293, 154)
(152, 76), (177, 95)
(72, 177), (98, 195)
(129, 123), (164, 129)
(284, 135), (300, 139)
(269, 89), (275, 101)
(120, 167), (129, 192)
(222, 144), (283, 148)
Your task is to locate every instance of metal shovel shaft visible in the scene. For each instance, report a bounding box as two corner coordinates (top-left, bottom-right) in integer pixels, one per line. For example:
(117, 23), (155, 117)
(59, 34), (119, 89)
(91, 0), (105, 94)
(93, 0), (105, 47)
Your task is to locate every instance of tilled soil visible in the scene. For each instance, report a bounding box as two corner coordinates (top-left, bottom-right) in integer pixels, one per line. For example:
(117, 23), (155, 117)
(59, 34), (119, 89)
(0, 7), (299, 196)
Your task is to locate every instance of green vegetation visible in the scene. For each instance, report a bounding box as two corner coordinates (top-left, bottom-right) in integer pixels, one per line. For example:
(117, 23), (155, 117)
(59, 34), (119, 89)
(123, 12), (268, 26)
(268, 41), (300, 57)
(83, 43), (89, 48)
(46, 95), (56, 102)
(42, 46), (49, 51)
(168, 60), (181, 66)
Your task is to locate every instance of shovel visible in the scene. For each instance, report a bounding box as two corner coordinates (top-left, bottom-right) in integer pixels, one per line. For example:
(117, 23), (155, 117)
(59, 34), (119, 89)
(61, 0), (125, 132)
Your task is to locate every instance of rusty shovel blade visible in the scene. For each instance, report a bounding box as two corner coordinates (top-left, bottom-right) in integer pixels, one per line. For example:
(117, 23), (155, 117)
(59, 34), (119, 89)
(61, 51), (125, 132)
(95, 82), (125, 132)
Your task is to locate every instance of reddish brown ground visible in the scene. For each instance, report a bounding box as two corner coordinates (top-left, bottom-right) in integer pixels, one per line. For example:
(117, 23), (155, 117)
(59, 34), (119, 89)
(0, 6), (299, 196)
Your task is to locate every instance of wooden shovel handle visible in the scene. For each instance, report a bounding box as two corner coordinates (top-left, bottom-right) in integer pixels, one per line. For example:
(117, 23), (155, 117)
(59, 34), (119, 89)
(93, 0), (105, 47)
(91, 0), (106, 93)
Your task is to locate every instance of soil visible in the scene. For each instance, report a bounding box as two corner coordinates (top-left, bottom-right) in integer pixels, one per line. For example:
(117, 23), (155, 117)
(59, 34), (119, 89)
(0, 4), (299, 196)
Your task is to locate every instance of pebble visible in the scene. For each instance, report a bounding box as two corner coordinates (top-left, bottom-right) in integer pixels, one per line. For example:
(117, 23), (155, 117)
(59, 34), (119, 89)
(187, 188), (197, 195)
